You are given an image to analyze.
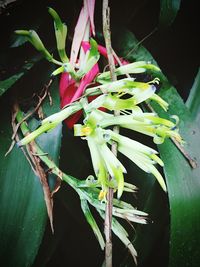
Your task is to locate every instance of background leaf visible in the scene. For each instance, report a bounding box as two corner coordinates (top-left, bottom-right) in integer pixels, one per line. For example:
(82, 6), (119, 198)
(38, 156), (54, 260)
(10, 33), (29, 48)
(0, 56), (40, 97)
(159, 0), (181, 28)
(186, 68), (200, 123)
(155, 85), (200, 267)
(0, 67), (62, 266)
(114, 28), (200, 267)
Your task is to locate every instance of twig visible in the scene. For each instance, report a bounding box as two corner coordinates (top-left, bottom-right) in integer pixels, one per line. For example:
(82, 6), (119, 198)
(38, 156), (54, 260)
(171, 137), (197, 168)
(16, 80), (52, 139)
(103, 1), (117, 83)
(13, 103), (54, 233)
(5, 79), (53, 156)
(7, 105), (38, 174)
(125, 27), (157, 59)
(4, 105), (19, 156)
(27, 142), (54, 233)
(102, 1), (118, 266)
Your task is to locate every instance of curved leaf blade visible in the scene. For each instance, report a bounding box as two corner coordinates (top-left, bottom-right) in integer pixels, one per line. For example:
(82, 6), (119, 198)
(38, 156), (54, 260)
(0, 77), (62, 266)
(186, 67), (200, 123)
(114, 29), (200, 267)
(159, 0), (181, 28)
(156, 86), (200, 267)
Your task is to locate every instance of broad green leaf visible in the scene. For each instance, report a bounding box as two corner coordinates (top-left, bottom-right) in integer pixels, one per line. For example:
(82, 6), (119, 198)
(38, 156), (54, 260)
(159, 0), (181, 28)
(0, 122), (47, 267)
(186, 67), (200, 123)
(115, 29), (200, 267)
(114, 30), (157, 64)
(0, 73), (62, 266)
(155, 85), (200, 267)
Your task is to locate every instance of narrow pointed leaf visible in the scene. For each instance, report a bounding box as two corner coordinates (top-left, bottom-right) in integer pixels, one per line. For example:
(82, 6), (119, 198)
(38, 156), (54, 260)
(80, 199), (105, 250)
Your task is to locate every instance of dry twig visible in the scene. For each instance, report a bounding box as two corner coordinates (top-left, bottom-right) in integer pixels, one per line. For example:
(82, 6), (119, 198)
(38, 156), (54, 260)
(102, 1), (118, 266)
(5, 79), (53, 156)
(10, 100), (55, 233)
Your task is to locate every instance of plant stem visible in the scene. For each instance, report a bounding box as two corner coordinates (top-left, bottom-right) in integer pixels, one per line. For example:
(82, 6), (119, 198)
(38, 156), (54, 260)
(102, 1), (118, 266)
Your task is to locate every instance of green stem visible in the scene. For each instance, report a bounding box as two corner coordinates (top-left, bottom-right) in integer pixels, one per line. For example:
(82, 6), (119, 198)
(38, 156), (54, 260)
(50, 58), (63, 66)
(16, 110), (77, 188)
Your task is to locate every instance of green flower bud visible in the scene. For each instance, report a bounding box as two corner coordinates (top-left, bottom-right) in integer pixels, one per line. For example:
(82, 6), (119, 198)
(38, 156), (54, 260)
(149, 93), (169, 111)
(48, 7), (68, 63)
(77, 38), (100, 78)
(15, 30), (53, 61)
(96, 61), (160, 83)
(18, 103), (81, 146)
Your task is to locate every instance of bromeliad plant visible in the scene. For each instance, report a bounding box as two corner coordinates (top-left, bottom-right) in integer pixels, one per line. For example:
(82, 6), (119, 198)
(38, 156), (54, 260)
(15, 1), (182, 263)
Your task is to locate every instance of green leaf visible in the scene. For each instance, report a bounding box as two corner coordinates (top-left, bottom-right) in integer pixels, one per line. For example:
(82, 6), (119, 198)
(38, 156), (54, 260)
(0, 124), (47, 266)
(0, 73), (24, 96)
(155, 86), (200, 267)
(111, 217), (137, 264)
(10, 34), (28, 48)
(114, 30), (158, 64)
(115, 29), (200, 267)
(159, 0), (181, 28)
(80, 198), (105, 250)
(0, 57), (40, 97)
(0, 75), (62, 266)
(186, 67), (200, 123)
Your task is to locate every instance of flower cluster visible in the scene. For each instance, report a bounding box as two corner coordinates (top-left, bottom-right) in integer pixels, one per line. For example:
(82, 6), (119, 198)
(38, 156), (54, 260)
(15, 2), (184, 259)
(16, 5), (182, 201)
(73, 95), (182, 200)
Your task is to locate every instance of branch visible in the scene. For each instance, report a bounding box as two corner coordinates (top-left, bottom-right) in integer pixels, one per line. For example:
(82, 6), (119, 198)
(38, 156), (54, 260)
(5, 78), (53, 157)
(102, 1), (118, 266)
(14, 103), (54, 232)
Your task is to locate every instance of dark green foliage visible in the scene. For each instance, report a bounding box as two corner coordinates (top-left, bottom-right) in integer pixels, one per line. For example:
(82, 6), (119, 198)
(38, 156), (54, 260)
(0, 68), (62, 266)
(159, 0), (181, 28)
